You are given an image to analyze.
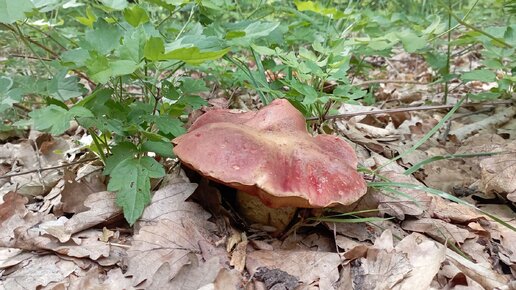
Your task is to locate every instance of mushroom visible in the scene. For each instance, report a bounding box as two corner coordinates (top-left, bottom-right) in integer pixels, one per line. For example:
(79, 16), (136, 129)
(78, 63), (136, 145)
(172, 99), (367, 233)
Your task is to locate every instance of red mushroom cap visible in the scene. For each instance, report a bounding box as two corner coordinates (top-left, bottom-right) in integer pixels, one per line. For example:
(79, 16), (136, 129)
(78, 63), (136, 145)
(172, 99), (367, 208)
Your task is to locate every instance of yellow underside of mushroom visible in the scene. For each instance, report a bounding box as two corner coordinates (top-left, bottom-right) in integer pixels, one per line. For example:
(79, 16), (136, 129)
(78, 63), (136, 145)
(236, 190), (297, 234)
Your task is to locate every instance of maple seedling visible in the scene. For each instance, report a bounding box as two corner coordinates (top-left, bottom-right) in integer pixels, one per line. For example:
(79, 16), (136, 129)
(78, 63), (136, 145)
(173, 99), (367, 233)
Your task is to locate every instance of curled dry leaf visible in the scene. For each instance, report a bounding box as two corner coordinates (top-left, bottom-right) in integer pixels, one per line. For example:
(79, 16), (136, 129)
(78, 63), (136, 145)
(61, 167), (106, 214)
(43, 191), (120, 243)
(449, 106), (516, 142)
(0, 248), (31, 270)
(429, 196), (484, 223)
(446, 247), (510, 289)
(342, 230), (445, 290)
(246, 250), (341, 289)
(373, 171), (432, 220)
(401, 218), (474, 245)
(0, 191), (53, 249)
(479, 141), (516, 200)
(328, 219), (408, 243)
(0, 137), (77, 197)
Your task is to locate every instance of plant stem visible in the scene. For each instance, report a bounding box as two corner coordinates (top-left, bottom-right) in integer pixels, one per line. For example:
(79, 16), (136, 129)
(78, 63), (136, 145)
(88, 128), (108, 164)
(443, 0), (452, 104)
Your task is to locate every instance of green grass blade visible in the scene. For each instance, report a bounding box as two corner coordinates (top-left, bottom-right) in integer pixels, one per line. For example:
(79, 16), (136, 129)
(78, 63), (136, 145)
(375, 97), (465, 173)
(403, 152), (502, 175)
(315, 216), (394, 223)
(368, 182), (516, 232)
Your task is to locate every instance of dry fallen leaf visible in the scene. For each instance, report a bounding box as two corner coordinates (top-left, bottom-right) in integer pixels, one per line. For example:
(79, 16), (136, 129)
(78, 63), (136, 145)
(229, 239), (248, 272)
(429, 196), (484, 223)
(401, 218), (473, 245)
(479, 141), (516, 199)
(68, 267), (134, 290)
(392, 233), (446, 290)
(125, 182), (218, 288)
(246, 250), (341, 289)
(125, 219), (212, 288)
(328, 219), (408, 244)
(61, 167), (106, 214)
(0, 137), (78, 198)
(0, 255), (79, 289)
(449, 106), (516, 142)
(446, 246), (510, 289)
(373, 171), (432, 220)
(148, 257), (232, 290)
(42, 191), (120, 243)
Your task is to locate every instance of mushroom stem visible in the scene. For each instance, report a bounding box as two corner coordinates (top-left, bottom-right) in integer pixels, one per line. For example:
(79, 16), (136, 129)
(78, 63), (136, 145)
(236, 190), (297, 234)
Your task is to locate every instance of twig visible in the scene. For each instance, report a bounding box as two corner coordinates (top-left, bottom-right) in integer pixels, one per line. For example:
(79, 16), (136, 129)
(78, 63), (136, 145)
(106, 242), (131, 249)
(355, 79), (430, 86)
(305, 100), (513, 121)
(1, 23), (96, 88)
(0, 157), (99, 179)
(9, 54), (56, 61)
(30, 140), (46, 191)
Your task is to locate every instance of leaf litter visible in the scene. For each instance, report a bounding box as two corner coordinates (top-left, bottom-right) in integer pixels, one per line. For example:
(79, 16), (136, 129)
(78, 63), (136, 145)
(0, 50), (515, 290)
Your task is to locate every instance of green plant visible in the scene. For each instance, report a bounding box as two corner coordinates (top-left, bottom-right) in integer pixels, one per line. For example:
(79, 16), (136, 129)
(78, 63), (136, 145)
(0, 0), (288, 224)
(0, 0), (513, 225)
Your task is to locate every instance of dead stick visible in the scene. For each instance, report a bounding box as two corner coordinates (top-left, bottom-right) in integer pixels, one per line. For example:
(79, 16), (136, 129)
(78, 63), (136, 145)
(0, 157), (99, 179)
(306, 101), (513, 121)
(355, 79), (431, 86)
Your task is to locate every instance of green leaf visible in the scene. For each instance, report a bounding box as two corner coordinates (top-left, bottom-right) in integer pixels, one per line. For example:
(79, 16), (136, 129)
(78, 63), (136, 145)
(104, 142), (138, 175)
(29, 105), (94, 135)
(86, 53), (139, 83)
(141, 140), (174, 157)
(288, 79), (318, 105)
(144, 37), (165, 61)
(0, 0), (34, 24)
(467, 91), (500, 101)
(76, 6), (96, 28)
(85, 19), (123, 54)
(100, 0), (128, 10)
(108, 156), (165, 225)
(294, 1), (344, 18)
(251, 44), (276, 56)
(147, 0), (175, 10)
(179, 78), (208, 95)
(110, 60), (140, 75)
(153, 115), (185, 137)
(61, 48), (90, 67)
(119, 27), (146, 63)
(124, 5), (149, 27)
(367, 40), (393, 51)
(425, 52), (448, 72)
(226, 21), (281, 46)
(461, 69), (496, 82)
(397, 30), (426, 53)
(161, 47), (230, 64)
(47, 71), (86, 101)
(178, 95), (208, 109)
(0, 76), (13, 94)
(0, 76), (21, 113)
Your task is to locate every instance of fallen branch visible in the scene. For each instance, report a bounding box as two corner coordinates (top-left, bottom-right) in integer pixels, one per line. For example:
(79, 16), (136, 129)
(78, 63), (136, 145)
(355, 79), (431, 86)
(306, 101), (513, 121)
(0, 157), (99, 179)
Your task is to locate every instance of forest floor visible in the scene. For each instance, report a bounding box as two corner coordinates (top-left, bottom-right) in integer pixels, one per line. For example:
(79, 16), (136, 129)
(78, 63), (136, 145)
(0, 48), (515, 290)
